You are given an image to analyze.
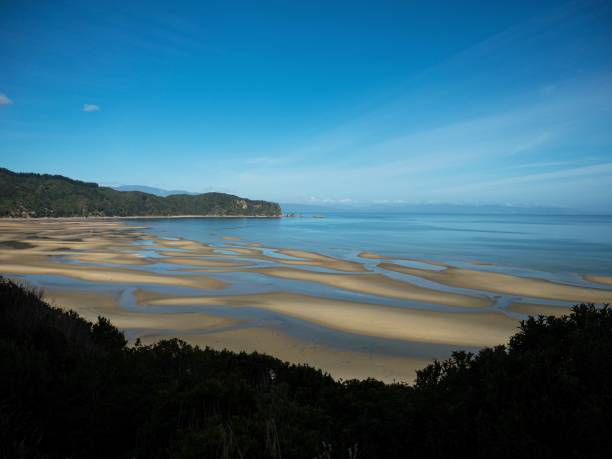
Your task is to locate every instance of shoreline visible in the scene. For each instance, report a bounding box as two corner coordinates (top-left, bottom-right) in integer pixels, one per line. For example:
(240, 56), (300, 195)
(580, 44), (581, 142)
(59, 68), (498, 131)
(2, 217), (609, 382)
(378, 262), (612, 304)
(134, 290), (518, 348)
(0, 214), (283, 220)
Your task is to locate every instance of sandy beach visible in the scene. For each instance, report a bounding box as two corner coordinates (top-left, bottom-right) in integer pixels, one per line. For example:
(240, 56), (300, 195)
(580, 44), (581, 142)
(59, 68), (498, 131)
(244, 266), (492, 307)
(46, 287), (239, 332)
(0, 261), (228, 289)
(583, 274), (612, 286)
(46, 286), (432, 382)
(379, 262), (612, 303)
(135, 289), (518, 347)
(2, 218), (609, 382)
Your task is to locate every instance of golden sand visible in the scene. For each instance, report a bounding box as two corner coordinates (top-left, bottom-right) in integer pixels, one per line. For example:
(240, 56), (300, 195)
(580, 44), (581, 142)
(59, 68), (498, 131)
(45, 286), (430, 382)
(46, 288), (239, 331)
(244, 266), (492, 307)
(0, 260), (227, 290)
(358, 251), (391, 260)
(162, 257), (254, 268)
(379, 262), (612, 304)
(2, 218), (607, 382)
(65, 251), (153, 266)
(134, 290), (516, 347)
(222, 247), (264, 256)
(583, 274), (612, 286)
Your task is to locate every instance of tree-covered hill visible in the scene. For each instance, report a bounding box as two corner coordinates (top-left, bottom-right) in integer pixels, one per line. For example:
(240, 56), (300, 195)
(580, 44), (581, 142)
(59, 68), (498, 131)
(0, 168), (281, 217)
(1, 277), (611, 458)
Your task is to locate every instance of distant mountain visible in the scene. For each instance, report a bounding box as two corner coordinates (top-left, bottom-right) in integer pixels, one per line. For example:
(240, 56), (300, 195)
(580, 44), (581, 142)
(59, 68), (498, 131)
(113, 185), (198, 197)
(0, 168), (281, 218)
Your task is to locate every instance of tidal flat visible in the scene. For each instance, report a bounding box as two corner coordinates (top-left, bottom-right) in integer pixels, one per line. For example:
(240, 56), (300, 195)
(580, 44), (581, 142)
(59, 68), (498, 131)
(2, 215), (611, 382)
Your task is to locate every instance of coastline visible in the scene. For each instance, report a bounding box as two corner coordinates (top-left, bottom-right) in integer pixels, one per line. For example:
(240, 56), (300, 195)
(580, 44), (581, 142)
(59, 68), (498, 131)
(378, 262), (612, 304)
(0, 214), (283, 220)
(2, 217), (610, 382)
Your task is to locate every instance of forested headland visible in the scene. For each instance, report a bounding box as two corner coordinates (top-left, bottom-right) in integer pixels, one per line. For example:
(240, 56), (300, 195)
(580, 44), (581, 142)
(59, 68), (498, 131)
(0, 168), (281, 217)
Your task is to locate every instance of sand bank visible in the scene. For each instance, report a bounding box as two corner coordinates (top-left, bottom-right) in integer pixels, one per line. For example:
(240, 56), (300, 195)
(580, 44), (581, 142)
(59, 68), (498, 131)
(358, 251), (391, 260)
(162, 257), (254, 268)
(164, 245), (368, 272)
(0, 260), (227, 290)
(379, 262), (612, 304)
(46, 288), (238, 331)
(46, 287), (430, 382)
(583, 274), (612, 286)
(243, 267), (491, 307)
(276, 249), (367, 272)
(135, 290), (515, 347)
(65, 251), (153, 266)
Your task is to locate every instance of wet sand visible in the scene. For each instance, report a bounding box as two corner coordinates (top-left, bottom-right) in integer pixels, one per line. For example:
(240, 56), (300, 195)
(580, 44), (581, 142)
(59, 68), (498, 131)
(0, 260), (228, 289)
(65, 251), (153, 266)
(46, 288), (238, 331)
(277, 249), (367, 272)
(216, 246), (368, 272)
(2, 218), (606, 382)
(135, 290), (517, 347)
(244, 267), (492, 307)
(358, 251), (448, 267)
(162, 257), (253, 268)
(358, 251), (391, 260)
(583, 274), (612, 286)
(379, 262), (612, 303)
(47, 286), (428, 382)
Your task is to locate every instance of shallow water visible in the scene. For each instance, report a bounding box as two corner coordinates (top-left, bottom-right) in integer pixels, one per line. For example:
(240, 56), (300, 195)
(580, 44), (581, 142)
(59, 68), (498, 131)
(6, 213), (612, 381)
(133, 213), (612, 277)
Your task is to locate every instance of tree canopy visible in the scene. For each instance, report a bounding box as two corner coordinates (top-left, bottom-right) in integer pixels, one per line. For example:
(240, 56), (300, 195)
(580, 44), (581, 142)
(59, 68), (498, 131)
(1, 277), (610, 458)
(0, 168), (281, 217)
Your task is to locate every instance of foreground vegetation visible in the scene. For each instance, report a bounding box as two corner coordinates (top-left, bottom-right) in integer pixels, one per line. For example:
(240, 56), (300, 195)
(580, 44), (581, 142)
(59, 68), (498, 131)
(0, 168), (281, 217)
(1, 277), (611, 458)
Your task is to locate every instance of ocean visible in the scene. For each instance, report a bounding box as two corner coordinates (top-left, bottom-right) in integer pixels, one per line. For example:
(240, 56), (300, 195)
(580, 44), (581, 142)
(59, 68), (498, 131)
(135, 212), (612, 278)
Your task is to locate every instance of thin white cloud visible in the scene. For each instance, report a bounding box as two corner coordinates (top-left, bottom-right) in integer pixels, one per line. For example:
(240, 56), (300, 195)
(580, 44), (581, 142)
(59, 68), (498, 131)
(305, 196), (355, 204)
(439, 163), (612, 195)
(246, 156), (292, 166)
(83, 103), (100, 112)
(0, 93), (13, 105)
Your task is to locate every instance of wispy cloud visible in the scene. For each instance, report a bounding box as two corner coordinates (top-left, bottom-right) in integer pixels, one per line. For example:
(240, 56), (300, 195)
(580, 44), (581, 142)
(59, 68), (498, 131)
(0, 93), (13, 105)
(438, 163), (612, 195)
(245, 156), (292, 166)
(82, 104), (100, 112)
(304, 196), (355, 204)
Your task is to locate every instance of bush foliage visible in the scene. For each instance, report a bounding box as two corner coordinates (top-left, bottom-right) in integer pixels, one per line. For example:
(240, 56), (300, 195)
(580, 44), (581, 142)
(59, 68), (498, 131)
(1, 277), (611, 458)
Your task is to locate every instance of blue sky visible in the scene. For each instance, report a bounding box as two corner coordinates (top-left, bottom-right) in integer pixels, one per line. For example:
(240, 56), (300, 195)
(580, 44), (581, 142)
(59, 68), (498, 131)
(1, 0), (611, 211)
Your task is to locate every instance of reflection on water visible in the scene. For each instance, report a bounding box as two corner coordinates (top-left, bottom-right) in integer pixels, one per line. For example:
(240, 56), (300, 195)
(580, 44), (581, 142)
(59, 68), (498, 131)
(133, 213), (612, 276)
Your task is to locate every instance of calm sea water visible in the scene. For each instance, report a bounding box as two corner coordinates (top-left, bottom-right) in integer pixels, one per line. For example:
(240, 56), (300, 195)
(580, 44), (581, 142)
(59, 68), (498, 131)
(134, 213), (612, 277)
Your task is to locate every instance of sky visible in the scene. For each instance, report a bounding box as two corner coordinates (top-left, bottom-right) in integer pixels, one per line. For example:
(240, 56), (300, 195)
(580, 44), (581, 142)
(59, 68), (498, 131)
(1, 0), (611, 211)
